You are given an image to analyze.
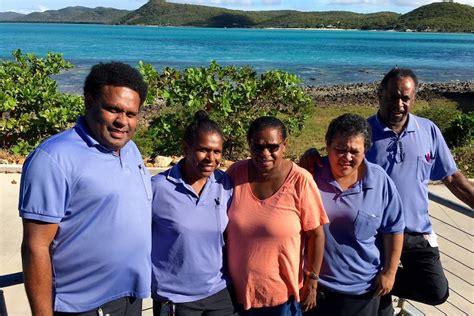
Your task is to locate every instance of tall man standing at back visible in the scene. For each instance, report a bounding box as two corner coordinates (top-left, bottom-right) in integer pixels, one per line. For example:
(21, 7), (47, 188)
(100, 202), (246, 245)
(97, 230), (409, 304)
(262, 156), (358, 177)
(366, 68), (474, 310)
(19, 62), (152, 315)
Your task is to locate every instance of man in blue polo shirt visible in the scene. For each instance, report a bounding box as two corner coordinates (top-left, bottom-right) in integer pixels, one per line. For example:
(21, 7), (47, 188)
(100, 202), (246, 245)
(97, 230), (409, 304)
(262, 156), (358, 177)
(366, 68), (474, 310)
(19, 62), (152, 315)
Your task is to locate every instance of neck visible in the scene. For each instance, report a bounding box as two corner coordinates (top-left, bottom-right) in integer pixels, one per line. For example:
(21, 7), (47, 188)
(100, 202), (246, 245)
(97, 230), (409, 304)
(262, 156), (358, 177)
(249, 159), (286, 181)
(334, 163), (365, 191)
(180, 163), (209, 196)
(378, 112), (407, 135)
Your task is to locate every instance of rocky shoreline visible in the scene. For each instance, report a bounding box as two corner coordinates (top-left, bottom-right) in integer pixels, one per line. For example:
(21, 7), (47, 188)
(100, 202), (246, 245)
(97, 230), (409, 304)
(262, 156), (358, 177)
(304, 81), (474, 106)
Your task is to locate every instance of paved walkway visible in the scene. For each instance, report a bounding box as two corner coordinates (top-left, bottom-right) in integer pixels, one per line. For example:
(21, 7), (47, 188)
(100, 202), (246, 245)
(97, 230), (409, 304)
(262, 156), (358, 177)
(1, 171), (472, 315)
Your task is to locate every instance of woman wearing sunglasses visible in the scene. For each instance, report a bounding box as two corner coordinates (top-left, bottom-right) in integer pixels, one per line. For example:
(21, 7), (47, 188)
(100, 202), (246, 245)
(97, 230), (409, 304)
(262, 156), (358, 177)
(226, 116), (329, 316)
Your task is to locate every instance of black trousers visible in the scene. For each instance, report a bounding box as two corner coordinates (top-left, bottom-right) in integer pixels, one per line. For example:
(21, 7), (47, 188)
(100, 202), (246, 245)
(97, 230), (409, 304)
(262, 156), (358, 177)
(54, 296), (142, 316)
(304, 285), (380, 316)
(393, 233), (449, 304)
(153, 288), (236, 316)
(379, 233), (450, 315)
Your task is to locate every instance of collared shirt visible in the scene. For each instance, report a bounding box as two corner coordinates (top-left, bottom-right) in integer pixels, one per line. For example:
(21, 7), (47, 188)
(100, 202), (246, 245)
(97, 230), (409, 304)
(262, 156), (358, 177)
(316, 158), (404, 295)
(151, 161), (233, 303)
(19, 117), (152, 312)
(367, 114), (457, 233)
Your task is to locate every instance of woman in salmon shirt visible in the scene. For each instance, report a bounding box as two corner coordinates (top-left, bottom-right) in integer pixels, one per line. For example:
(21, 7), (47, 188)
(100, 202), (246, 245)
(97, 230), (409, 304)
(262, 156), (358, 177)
(226, 116), (329, 316)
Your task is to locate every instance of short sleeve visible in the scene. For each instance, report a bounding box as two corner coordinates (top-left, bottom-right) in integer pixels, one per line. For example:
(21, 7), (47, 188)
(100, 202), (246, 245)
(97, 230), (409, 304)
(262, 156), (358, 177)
(19, 148), (70, 223)
(430, 124), (457, 181)
(296, 166), (329, 232)
(225, 160), (244, 184)
(379, 176), (405, 234)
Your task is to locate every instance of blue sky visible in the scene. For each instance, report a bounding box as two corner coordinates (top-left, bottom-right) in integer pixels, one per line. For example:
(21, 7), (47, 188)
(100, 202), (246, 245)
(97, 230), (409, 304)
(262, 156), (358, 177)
(1, 0), (473, 14)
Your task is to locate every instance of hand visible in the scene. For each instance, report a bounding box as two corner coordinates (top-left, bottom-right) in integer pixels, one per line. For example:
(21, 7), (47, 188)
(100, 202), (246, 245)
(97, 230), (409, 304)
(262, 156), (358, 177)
(298, 148), (322, 176)
(300, 278), (318, 312)
(373, 270), (396, 297)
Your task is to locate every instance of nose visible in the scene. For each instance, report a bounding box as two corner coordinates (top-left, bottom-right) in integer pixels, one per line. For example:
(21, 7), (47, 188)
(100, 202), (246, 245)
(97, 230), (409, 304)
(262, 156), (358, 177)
(395, 98), (404, 110)
(115, 112), (127, 126)
(260, 147), (272, 156)
(341, 151), (352, 160)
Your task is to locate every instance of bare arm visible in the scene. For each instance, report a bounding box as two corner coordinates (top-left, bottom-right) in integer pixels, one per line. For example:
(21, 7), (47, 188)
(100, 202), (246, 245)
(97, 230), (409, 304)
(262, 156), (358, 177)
(301, 225), (325, 312)
(374, 233), (403, 297)
(442, 171), (474, 208)
(21, 219), (59, 316)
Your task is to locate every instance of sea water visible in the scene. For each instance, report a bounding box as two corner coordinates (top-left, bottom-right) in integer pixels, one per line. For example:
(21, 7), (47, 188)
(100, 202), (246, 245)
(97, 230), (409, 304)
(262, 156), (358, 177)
(1, 23), (473, 92)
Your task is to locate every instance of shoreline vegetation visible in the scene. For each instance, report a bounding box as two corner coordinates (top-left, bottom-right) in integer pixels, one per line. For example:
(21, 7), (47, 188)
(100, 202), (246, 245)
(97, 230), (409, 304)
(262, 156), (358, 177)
(1, 79), (472, 176)
(1, 2), (473, 33)
(1, 53), (472, 176)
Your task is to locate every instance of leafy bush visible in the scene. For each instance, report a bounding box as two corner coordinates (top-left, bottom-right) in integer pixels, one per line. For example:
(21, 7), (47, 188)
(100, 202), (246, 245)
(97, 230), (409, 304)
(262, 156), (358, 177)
(138, 61), (313, 160)
(0, 50), (84, 154)
(444, 113), (474, 148)
(414, 101), (473, 149)
(414, 100), (461, 133)
(451, 146), (474, 178)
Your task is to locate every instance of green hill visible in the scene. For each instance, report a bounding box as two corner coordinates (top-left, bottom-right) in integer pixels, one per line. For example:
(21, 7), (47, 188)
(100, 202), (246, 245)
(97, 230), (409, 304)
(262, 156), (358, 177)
(0, 11), (25, 21)
(14, 6), (130, 24)
(396, 2), (474, 32)
(118, 0), (399, 29)
(117, 0), (282, 27)
(2, 1), (472, 32)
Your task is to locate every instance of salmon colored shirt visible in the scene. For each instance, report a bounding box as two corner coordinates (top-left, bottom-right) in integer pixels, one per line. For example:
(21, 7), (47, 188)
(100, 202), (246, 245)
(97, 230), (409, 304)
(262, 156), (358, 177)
(226, 160), (328, 310)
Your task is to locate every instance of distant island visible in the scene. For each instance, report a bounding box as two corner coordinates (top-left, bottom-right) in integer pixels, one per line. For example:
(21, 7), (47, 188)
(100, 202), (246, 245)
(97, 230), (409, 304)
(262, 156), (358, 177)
(1, 0), (473, 33)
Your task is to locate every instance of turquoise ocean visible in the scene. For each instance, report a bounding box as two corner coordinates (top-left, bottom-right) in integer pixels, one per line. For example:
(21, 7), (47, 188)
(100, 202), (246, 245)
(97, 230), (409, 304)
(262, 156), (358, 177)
(1, 23), (473, 93)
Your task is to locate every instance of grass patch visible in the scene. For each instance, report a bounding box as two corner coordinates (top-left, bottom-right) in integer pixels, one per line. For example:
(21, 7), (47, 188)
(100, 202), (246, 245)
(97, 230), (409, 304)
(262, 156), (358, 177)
(286, 105), (376, 160)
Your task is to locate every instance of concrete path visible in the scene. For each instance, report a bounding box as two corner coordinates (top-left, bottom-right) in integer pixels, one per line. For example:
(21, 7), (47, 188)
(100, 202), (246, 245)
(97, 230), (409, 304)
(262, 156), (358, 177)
(1, 172), (472, 315)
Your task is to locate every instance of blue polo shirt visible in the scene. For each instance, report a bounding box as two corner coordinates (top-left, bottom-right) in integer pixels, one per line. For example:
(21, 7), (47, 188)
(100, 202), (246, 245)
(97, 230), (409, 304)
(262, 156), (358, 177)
(19, 117), (152, 312)
(315, 158), (404, 295)
(151, 162), (233, 303)
(367, 114), (457, 234)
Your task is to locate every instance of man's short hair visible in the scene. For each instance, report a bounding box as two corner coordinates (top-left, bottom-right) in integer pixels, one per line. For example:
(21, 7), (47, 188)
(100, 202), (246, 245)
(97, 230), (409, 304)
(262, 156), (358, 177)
(380, 67), (419, 93)
(83, 62), (148, 106)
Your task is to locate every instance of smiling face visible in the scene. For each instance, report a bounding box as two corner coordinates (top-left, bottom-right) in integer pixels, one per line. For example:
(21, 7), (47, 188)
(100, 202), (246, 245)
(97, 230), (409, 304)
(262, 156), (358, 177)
(379, 76), (416, 133)
(85, 85), (140, 152)
(327, 133), (366, 181)
(249, 127), (287, 174)
(183, 132), (223, 180)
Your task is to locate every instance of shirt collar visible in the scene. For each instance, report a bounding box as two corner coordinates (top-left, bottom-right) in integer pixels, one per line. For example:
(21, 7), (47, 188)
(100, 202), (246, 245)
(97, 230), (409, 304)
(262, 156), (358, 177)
(74, 116), (130, 155)
(166, 159), (220, 185)
(374, 112), (417, 134)
(319, 157), (374, 193)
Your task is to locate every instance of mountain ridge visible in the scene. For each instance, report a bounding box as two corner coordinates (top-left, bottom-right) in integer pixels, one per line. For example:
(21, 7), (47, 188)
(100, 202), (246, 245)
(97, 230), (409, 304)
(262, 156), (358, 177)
(1, 2), (472, 32)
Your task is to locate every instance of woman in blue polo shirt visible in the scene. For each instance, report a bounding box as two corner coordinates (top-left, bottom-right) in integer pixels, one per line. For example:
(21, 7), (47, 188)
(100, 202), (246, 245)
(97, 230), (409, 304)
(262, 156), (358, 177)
(305, 114), (405, 316)
(151, 111), (235, 316)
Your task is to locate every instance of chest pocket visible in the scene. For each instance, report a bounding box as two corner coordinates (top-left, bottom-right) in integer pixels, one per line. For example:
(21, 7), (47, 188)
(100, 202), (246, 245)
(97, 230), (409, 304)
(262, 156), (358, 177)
(354, 210), (379, 241)
(416, 156), (433, 182)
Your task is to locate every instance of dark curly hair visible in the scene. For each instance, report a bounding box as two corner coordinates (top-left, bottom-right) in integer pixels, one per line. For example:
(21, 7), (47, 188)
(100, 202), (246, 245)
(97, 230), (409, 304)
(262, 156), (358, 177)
(325, 113), (372, 153)
(247, 116), (287, 142)
(184, 110), (224, 146)
(83, 62), (148, 106)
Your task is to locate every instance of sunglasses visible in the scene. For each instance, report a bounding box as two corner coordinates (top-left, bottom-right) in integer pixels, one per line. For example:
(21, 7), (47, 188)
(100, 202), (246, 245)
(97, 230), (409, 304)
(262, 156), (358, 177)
(250, 141), (284, 153)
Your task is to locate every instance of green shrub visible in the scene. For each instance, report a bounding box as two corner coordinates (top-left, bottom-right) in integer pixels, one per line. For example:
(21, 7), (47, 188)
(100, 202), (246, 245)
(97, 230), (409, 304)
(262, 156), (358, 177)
(414, 100), (461, 133)
(444, 113), (474, 148)
(138, 61), (313, 160)
(451, 146), (473, 178)
(0, 50), (84, 155)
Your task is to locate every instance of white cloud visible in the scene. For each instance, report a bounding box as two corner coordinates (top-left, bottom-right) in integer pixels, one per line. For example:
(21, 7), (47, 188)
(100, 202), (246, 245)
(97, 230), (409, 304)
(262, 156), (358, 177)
(37, 5), (50, 12)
